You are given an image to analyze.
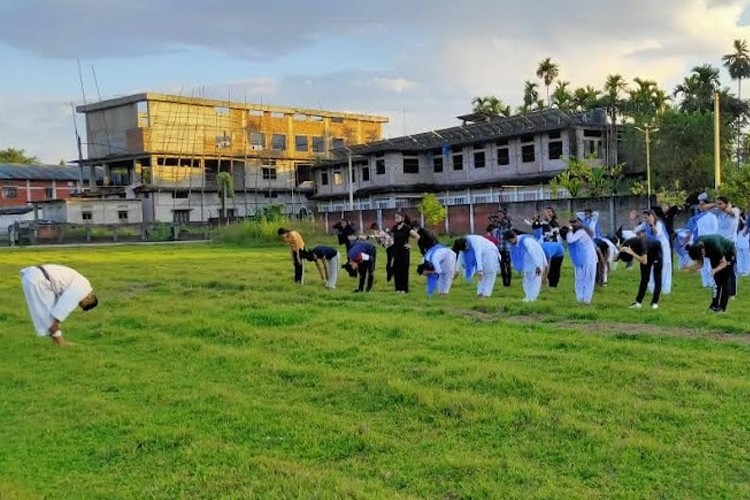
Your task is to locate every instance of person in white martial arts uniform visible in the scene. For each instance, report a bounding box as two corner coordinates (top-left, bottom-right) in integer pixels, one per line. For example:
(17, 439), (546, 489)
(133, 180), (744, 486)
(452, 235), (501, 298)
(562, 219), (598, 304)
(20, 264), (98, 346)
(417, 243), (457, 296)
(505, 230), (547, 302)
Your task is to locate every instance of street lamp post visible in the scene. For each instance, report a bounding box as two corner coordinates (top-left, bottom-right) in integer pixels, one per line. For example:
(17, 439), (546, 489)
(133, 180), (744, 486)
(634, 126), (658, 204)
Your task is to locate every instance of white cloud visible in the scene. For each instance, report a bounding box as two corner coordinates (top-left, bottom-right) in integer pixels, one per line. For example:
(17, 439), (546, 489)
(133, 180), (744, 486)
(2, 0), (749, 162)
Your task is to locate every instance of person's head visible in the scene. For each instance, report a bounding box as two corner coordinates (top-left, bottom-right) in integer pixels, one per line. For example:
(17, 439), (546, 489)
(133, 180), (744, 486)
(495, 209), (507, 221)
(485, 224), (495, 234)
(545, 206), (556, 219)
(716, 196), (731, 211)
(277, 227), (288, 237)
(394, 211), (410, 225)
(342, 262), (358, 277)
(569, 217), (583, 230)
(504, 229), (517, 244)
(642, 209), (657, 225)
(451, 237), (469, 254)
(416, 261), (435, 275)
(584, 208), (592, 218)
(369, 222), (380, 232)
(687, 242), (705, 262)
(559, 225), (570, 239)
(300, 249), (316, 262)
(79, 293), (98, 311)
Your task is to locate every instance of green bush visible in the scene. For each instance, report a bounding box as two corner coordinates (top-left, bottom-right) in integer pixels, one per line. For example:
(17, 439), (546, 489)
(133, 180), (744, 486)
(213, 217), (322, 245)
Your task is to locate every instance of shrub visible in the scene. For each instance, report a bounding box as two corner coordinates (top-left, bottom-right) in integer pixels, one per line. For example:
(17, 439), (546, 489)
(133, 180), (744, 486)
(213, 217), (322, 246)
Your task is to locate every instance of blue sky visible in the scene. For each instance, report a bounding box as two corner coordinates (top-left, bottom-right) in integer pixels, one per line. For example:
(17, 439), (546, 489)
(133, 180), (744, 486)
(1, 0), (749, 163)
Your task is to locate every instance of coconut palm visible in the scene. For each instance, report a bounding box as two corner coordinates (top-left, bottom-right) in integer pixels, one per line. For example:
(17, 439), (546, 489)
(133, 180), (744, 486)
(522, 80), (539, 109)
(536, 58), (560, 107)
(624, 77), (670, 123)
(602, 74), (627, 121)
(722, 39), (750, 167)
(471, 96), (511, 117)
(572, 85), (600, 112)
(673, 65), (721, 113)
(551, 81), (573, 112)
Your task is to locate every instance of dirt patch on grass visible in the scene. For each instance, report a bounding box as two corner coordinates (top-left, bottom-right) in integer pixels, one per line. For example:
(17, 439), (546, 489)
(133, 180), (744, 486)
(455, 309), (750, 346)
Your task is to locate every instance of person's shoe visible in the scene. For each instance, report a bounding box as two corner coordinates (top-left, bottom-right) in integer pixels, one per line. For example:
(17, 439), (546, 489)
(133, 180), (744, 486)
(629, 302), (642, 309)
(352, 289), (362, 293)
(650, 303), (659, 310)
(709, 306), (720, 312)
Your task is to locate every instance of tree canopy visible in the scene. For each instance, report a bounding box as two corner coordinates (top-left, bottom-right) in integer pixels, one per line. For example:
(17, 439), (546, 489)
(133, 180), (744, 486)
(0, 148), (39, 164)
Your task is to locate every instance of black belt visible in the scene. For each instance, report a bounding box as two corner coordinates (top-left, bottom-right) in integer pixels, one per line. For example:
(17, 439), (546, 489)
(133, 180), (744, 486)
(37, 265), (52, 283)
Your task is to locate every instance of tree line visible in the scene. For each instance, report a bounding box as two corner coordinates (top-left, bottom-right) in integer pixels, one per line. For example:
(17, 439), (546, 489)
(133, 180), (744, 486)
(471, 40), (750, 200)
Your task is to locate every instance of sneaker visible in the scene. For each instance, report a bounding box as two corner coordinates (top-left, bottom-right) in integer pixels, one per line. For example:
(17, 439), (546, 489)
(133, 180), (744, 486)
(629, 302), (642, 309)
(650, 303), (659, 310)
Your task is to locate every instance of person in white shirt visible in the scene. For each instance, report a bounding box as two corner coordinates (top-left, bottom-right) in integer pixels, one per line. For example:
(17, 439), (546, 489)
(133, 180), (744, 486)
(562, 219), (598, 304)
(505, 230), (548, 302)
(20, 264), (98, 346)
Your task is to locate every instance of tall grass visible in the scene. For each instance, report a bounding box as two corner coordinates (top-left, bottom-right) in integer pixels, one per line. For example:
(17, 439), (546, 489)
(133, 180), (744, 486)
(213, 217), (323, 245)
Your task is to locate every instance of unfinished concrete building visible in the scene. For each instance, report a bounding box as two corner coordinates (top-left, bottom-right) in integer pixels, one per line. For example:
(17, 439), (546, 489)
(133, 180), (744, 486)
(76, 93), (388, 223)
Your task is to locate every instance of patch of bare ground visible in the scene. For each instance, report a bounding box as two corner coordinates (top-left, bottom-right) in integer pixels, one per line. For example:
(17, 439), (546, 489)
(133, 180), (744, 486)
(456, 309), (750, 346)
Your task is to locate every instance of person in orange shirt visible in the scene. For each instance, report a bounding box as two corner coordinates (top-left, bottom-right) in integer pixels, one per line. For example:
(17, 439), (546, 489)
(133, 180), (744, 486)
(277, 227), (306, 284)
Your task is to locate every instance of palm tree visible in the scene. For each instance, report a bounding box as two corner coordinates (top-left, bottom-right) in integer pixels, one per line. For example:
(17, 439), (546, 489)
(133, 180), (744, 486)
(521, 80), (540, 112)
(551, 81), (572, 112)
(536, 57), (560, 107)
(602, 74), (627, 121)
(722, 39), (750, 167)
(624, 77), (670, 124)
(572, 85), (600, 112)
(471, 96), (511, 117)
(673, 65), (721, 113)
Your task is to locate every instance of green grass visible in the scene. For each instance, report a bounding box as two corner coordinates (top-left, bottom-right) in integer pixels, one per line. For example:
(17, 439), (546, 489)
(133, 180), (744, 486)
(1, 243), (749, 498)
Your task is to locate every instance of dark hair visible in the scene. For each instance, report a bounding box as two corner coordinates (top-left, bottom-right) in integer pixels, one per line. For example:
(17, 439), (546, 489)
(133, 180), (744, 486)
(485, 224), (495, 233)
(332, 222), (343, 231)
(717, 196), (729, 204)
(342, 262), (357, 277)
(277, 227), (288, 236)
(451, 238), (468, 254)
(546, 206), (556, 215)
(82, 295), (98, 311)
(616, 250), (633, 263)
(395, 211), (411, 226)
(416, 262), (435, 275)
(503, 229), (516, 242)
(369, 222), (380, 230)
(300, 249), (316, 262)
(559, 225), (570, 239)
(687, 243), (704, 261)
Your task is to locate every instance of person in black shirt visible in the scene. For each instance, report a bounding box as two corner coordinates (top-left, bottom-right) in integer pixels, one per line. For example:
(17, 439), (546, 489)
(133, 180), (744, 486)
(391, 212), (415, 293)
(413, 226), (440, 255)
(343, 241), (377, 293)
(333, 219), (357, 251)
(301, 245), (339, 289)
(687, 235), (736, 313)
(618, 236), (663, 310)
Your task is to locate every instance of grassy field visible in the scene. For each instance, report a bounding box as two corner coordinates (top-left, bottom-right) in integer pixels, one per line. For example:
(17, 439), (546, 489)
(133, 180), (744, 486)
(1, 242), (749, 498)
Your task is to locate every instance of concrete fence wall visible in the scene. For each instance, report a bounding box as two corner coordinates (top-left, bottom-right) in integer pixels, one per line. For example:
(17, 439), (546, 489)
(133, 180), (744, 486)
(315, 195), (660, 237)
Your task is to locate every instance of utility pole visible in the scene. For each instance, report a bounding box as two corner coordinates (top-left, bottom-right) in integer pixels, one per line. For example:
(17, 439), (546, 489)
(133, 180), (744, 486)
(714, 90), (721, 189)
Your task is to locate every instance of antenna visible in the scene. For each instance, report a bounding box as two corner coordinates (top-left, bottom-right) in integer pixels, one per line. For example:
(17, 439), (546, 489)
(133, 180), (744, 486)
(91, 65), (112, 156)
(76, 58), (87, 104)
(70, 102), (85, 189)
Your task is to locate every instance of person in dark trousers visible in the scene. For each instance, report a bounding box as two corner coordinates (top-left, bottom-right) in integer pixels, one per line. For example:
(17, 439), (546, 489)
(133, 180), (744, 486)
(368, 222), (394, 282)
(344, 241), (377, 293)
(541, 240), (565, 288)
(391, 211), (413, 293)
(489, 209), (513, 287)
(278, 227), (306, 284)
(618, 236), (663, 310)
(687, 235), (736, 313)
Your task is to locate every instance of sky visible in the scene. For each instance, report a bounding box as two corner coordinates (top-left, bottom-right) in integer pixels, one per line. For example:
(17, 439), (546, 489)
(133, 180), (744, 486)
(0, 0), (749, 164)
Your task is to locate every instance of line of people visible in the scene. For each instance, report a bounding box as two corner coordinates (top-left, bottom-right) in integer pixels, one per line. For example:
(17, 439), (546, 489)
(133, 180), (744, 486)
(279, 196), (747, 315)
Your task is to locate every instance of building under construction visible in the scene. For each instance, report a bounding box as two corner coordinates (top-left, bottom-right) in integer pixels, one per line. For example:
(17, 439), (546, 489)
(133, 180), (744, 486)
(75, 93), (388, 223)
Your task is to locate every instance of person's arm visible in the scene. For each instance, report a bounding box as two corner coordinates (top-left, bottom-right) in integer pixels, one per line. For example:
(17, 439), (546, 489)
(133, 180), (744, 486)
(620, 245), (648, 265)
(314, 258), (326, 281)
(711, 257), (728, 276)
(566, 227), (582, 243)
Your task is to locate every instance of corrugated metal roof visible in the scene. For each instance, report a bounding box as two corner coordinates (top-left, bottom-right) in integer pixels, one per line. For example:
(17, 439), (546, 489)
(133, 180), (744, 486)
(0, 164), (90, 181)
